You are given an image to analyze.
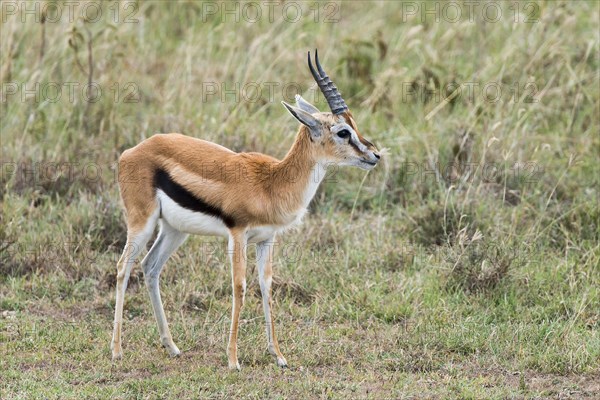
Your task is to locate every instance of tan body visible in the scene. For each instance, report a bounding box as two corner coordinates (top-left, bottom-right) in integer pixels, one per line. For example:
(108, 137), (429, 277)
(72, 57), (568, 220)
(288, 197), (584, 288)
(110, 52), (380, 369)
(119, 130), (322, 237)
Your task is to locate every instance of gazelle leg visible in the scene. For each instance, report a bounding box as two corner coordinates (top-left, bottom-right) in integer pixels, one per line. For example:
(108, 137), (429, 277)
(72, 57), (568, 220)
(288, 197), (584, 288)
(141, 221), (188, 357)
(227, 229), (247, 370)
(256, 237), (287, 367)
(111, 218), (156, 360)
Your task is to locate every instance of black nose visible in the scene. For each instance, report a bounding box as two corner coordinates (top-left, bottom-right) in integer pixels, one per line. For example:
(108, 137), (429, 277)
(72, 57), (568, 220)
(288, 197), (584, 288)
(373, 152), (381, 160)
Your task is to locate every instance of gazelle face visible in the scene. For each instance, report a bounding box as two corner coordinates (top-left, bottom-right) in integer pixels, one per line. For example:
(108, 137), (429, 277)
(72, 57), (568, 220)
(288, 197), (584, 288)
(282, 50), (381, 170)
(326, 112), (380, 170)
(282, 96), (380, 171)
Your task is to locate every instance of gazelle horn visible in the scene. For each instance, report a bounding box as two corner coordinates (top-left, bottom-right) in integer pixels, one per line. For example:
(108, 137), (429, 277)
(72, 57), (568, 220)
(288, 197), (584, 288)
(308, 49), (348, 115)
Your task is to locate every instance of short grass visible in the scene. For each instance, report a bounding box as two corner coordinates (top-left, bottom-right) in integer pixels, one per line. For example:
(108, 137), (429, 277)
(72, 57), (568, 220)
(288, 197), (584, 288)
(1, 1), (599, 399)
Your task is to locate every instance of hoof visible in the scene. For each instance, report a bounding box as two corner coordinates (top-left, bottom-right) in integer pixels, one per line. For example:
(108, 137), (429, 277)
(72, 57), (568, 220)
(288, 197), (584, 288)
(228, 361), (241, 371)
(162, 339), (181, 358)
(165, 346), (181, 358)
(112, 351), (123, 361)
(277, 357), (288, 368)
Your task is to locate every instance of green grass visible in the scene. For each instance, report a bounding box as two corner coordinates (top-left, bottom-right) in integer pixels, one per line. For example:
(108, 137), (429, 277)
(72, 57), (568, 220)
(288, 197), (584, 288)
(1, 1), (599, 398)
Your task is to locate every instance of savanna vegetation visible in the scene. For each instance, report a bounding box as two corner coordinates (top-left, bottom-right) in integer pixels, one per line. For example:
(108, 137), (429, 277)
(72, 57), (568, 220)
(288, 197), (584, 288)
(1, 1), (599, 398)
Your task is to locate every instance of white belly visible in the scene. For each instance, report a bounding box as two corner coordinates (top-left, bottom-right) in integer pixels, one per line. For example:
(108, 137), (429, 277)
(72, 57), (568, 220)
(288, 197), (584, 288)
(157, 190), (288, 243)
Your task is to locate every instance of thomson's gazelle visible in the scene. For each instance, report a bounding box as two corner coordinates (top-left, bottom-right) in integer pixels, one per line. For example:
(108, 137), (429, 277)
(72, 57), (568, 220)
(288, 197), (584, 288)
(111, 50), (380, 369)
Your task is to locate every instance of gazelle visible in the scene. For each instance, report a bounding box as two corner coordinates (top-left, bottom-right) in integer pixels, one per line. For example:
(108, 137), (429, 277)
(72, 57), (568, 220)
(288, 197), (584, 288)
(111, 50), (380, 369)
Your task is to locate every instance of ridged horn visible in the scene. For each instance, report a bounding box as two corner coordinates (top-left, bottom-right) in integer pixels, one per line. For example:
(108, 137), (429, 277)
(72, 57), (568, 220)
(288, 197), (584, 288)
(308, 49), (348, 115)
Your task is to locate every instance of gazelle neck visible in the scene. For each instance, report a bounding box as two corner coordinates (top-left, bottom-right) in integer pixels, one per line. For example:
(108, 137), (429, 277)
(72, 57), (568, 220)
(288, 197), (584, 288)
(272, 127), (327, 210)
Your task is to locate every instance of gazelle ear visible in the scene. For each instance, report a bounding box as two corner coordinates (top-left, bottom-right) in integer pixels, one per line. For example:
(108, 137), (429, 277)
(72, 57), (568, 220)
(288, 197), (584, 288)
(282, 101), (321, 134)
(295, 94), (320, 114)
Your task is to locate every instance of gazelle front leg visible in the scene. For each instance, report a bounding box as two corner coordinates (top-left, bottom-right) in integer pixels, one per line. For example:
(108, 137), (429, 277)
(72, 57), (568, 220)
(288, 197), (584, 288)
(227, 228), (247, 370)
(256, 237), (287, 367)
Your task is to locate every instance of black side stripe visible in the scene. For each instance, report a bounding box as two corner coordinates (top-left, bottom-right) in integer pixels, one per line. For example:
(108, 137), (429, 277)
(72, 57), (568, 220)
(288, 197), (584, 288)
(154, 168), (236, 228)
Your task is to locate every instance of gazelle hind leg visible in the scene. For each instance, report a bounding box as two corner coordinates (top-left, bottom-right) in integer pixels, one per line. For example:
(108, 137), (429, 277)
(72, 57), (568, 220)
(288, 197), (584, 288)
(111, 211), (158, 360)
(256, 238), (287, 367)
(141, 220), (188, 357)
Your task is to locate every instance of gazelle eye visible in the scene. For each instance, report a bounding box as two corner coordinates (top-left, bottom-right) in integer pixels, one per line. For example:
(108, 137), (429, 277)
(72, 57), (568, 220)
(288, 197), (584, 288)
(337, 129), (350, 139)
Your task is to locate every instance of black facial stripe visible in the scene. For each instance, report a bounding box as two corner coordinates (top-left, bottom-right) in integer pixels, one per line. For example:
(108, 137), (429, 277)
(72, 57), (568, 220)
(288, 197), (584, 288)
(154, 168), (236, 228)
(348, 138), (363, 154)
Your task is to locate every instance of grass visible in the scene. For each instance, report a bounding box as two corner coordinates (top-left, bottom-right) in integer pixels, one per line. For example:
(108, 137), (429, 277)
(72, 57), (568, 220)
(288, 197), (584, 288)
(1, 0), (599, 398)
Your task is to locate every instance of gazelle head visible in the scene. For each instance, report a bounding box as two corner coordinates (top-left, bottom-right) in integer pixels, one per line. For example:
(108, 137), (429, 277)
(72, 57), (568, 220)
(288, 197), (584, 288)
(282, 50), (381, 170)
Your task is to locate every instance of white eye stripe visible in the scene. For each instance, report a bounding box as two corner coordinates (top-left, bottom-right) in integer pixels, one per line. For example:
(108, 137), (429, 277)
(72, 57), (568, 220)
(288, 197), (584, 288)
(331, 123), (367, 152)
(331, 123), (354, 134)
(350, 135), (367, 152)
